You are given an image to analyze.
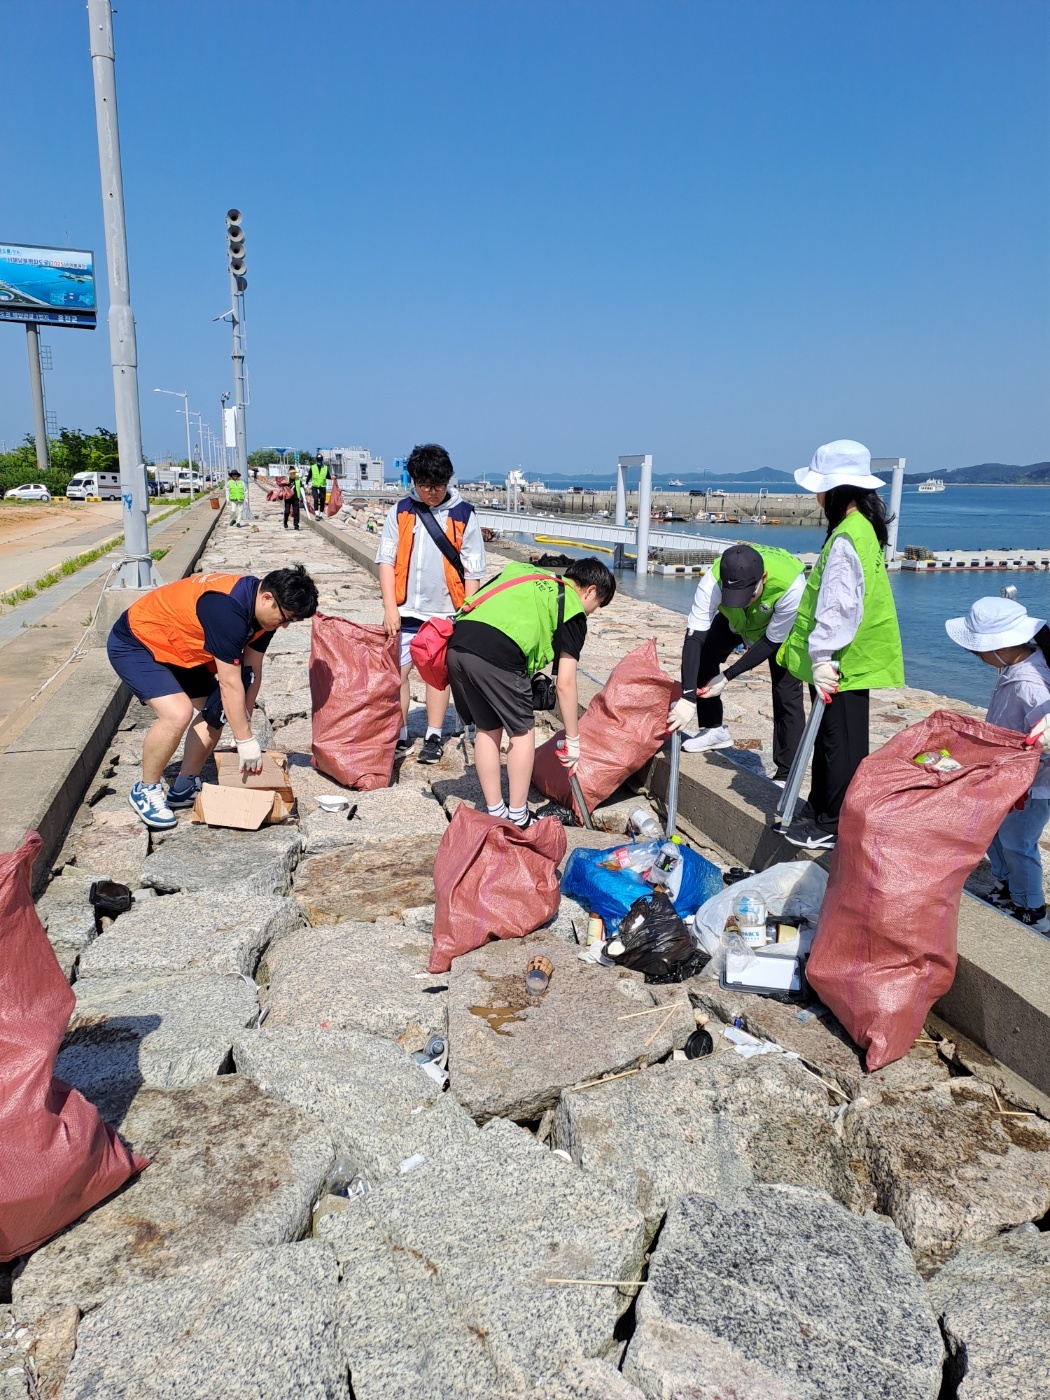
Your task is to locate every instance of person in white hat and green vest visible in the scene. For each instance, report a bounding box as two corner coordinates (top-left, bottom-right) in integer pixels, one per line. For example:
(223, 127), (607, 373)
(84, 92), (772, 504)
(946, 596), (1050, 936)
(666, 542), (806, 783)
(776, 439), (904, 850)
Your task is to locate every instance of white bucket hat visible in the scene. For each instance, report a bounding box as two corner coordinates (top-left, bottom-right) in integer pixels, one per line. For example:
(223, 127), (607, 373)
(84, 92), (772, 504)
(945, 597), (1046, 652)
(794, 439), (885, 493)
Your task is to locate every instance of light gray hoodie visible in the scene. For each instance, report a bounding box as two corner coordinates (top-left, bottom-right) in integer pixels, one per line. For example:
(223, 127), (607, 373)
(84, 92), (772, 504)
(375, 485), (487, 620)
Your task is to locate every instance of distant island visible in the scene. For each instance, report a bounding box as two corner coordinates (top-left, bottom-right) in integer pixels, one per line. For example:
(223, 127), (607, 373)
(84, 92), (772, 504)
(531, 461), (1050, 489)
(902, 461), (1050, 486)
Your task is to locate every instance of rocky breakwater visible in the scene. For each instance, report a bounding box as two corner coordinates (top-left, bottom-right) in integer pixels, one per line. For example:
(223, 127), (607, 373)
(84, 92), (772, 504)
(6, 493), (1050, 1398)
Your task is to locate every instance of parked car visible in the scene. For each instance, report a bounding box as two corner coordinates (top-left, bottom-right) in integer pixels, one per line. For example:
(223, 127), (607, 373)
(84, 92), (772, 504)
(4, 483), (52, 501)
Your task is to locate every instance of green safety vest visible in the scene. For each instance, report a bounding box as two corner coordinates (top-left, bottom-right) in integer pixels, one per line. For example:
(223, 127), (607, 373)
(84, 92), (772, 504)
(227, 480), (245, 502)
(310, 462), (328, 488)
(777, 510), (904, 691)
(289, 476), (303, 498)
(712, 545), (804, 643)
(458, 561), (585, 675)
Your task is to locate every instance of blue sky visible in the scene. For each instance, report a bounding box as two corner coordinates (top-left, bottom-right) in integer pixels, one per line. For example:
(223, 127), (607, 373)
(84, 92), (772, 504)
(2, 0), (1047, 477)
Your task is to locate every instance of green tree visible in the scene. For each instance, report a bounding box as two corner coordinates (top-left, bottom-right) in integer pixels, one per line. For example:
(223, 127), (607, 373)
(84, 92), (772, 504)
(248, 447), (281, 468)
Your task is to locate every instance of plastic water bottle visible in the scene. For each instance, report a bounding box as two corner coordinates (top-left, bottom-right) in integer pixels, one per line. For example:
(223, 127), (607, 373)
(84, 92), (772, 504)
(629, 809), (662, 840)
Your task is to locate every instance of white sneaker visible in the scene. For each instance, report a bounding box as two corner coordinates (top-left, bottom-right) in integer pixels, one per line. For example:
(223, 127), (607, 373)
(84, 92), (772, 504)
(681, 726), (733, 753)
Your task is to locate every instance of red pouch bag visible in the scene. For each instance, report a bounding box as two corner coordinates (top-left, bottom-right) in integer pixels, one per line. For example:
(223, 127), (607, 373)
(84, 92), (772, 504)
(0, 833), (147, 1263)
(310, 615), (402, 790)
(429, 807), (567, 972)
(326, 479), (344, 517)
(532, 640), (680, 818)
(807, 711), (1040, 1072)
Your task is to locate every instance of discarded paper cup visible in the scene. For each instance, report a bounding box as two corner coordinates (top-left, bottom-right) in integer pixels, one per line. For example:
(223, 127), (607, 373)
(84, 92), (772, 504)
(316, 795), (351, 812)
(525, 955), (553, 995)
(586, 914), (604, 946)
(684, 1028), (714, 1059)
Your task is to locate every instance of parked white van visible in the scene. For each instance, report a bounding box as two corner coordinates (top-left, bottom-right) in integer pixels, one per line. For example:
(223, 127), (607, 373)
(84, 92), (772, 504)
(66, 471), (121, 501)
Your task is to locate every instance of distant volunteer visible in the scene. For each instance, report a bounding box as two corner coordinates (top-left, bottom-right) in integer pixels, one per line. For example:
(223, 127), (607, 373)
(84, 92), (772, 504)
(284, 467), (303, 530)
(310, 454), (329, 515)
(776, 440), (904, 850)
(445, 558), (616, 828)
(106, 566), (319, 830)
(376, 443), (486, 763)
(666, 542), (806, 783)
(226, 469), (245, 527)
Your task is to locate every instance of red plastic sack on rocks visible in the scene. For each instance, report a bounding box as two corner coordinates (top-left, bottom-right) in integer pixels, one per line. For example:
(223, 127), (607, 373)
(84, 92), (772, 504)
(310, 615), (402, 790)
(807, 711), (1041, 1072)
(429, 807), (567, 972)
(326, 479), (344, 517)
(0, 833), (147, 1263)
(532, 640), (681, 818)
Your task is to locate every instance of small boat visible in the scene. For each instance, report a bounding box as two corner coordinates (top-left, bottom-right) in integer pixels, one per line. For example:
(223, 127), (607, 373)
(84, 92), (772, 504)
(726, 516), (740, 524)
(918, 478), (945, 493)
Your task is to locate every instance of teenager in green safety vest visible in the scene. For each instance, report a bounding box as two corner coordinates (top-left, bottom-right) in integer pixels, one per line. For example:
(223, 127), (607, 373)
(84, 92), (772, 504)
(446, 557), (616, 828)
(310, 455), (329, 514)
(666, 543), (807, 781)
(776, 439), (904, 850)
(226, 470), (246, 527)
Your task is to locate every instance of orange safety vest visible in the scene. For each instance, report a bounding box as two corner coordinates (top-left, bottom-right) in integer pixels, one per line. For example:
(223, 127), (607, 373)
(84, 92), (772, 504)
(126, 573), (264, 670)
(392, 500), (472, 610)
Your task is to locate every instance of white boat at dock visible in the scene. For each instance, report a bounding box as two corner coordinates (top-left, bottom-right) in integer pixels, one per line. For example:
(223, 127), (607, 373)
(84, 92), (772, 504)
(917, 478), (945, 493)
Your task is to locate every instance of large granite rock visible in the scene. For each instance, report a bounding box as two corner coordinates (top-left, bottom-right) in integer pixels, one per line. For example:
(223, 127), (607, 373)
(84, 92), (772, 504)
(511, 1360), (646, 1399)
(448, 934), (682, 1122)
(259, 916), (446, 1052)
(77, 891), (301, 980)
(553, 1051), (871, 1239)
(318, 1116), (646, 1398)
(34, 871), (98, 952)
(301, 781), (448, 854)
(623, 1187), (944, 1400)
(56, 971), (260, 1125)
(58, 1243), (348, 1400)
(234, 1025), (477, 1181)
(13, 1077), (334, 1319)
(927, 1225), (1050, 1399)
(69, 808), (149, 886)
(293, 836), (442, 924)
(844, 1080), (1050, 1268)
(140, 823), (302, 896)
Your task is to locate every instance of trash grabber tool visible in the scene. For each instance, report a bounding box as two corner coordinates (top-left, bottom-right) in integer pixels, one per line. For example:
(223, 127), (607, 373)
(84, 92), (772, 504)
(568, 771), (594, 830)
(665, 729), (682, 839)
(775, 694), (826, 828)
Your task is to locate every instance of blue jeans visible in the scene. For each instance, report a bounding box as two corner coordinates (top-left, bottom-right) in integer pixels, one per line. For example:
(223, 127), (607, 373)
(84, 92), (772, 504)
(988, 797), (1050, 909)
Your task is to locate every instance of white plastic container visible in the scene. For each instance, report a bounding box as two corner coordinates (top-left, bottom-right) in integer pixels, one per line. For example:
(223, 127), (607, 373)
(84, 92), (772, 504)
(733, 892), (768, 948)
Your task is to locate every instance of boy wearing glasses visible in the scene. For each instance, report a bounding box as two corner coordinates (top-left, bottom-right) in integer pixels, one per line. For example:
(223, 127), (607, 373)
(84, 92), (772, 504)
(106, 565), (319, 829)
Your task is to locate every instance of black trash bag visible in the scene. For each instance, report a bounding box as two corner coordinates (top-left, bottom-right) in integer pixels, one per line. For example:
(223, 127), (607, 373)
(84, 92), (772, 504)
(605, 890), (710, 984)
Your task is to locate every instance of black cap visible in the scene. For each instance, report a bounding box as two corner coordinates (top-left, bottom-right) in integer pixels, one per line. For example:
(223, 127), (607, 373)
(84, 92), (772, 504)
(717, 544), (764, 607)
(229, 469), (241, 478)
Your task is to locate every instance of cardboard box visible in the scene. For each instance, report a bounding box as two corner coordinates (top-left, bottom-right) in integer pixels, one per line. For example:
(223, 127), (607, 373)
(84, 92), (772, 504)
(214, 749), (294, 803)
(191, 784), (295, 831)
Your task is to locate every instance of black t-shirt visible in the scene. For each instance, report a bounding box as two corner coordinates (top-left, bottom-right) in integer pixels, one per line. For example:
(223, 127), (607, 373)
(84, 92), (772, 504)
(449, 613), (587, 676)
(195, 575), (274, 665)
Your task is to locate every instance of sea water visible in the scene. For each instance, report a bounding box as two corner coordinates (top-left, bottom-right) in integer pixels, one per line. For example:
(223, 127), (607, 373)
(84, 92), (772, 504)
(510, 485), (1050, 708)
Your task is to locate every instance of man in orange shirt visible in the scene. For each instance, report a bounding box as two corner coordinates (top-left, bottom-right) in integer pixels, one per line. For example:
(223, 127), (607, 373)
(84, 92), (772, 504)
(106, 565), (318, 828)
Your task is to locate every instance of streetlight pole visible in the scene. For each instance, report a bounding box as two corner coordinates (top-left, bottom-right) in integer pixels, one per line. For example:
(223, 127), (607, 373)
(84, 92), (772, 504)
(220, 391), (231, 487)
(88, 0), (153, 587)
(154, 388), (192, 497)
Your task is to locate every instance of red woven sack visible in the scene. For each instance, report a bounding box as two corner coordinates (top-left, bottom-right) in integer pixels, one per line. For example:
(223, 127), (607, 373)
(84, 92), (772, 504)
(807, 711), (1040, 1072)
(532, 640), (680, 818)
(409, 617), (454, 690)
(309, 615), (402, 790)
(0, 833), (147, 1262)
(429, 807), (567, 972)
(326, 479), (344, 517)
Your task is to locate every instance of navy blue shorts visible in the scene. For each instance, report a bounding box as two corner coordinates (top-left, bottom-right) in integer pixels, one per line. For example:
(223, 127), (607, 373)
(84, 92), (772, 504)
(107, 612), (218, 707)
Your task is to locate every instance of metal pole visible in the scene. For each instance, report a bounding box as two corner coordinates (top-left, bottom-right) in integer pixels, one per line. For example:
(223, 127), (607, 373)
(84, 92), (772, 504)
(635, 455), (653, 575)
(87, 0), (153, 588)
(229, 279), (252, 520)
(25, 325), (50, 473)
(774, 694), (826, 828)
(665, 729), (681, 838)
(614, 462), (627, 527)
(885, 457), (906, 561)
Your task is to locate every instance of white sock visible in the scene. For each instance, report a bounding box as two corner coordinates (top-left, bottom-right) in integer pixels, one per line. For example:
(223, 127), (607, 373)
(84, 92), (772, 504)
(487, 801), (509, 819)
(425, 727), (442, 741)
(399, 726), (409, 743)
(508, 804), (529, 825)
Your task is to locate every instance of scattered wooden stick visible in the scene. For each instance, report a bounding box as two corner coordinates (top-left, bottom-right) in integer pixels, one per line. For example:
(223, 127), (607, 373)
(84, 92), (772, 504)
(573, 1068), (640, 1091)
(799, 1064), (849, 1100)
(644, 1005), (680, 1047)
(990, 1084), (1037, 1119)
(617, 1003), (687, 1021)
(545, 1278), (648, 1288)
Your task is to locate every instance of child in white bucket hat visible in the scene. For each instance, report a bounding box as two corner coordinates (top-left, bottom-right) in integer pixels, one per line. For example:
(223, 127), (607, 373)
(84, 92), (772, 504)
(946, 596), (1050, 935)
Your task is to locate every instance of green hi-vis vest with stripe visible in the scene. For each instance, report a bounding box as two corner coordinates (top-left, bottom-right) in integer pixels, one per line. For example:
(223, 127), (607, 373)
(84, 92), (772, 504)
(457, 562), (585, 675)
(777, 510), (904, 691)
(712, 545), (804, 643)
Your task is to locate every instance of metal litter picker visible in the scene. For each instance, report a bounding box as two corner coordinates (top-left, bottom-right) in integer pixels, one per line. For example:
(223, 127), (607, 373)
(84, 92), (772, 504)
(774, 694), (826, 827)
(665, 730), (682, 839)
(569, 771), (595, 830)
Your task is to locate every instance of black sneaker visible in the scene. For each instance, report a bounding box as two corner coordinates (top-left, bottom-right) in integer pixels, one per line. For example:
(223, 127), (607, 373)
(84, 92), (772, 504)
(978, 880), (1012, 909)
(1011, 903), (1050, 936)
(782, 817), (836, 851)
(418, 735), (445, 764)
(395, 735), (413, 756)
(511, 812), (534, 830)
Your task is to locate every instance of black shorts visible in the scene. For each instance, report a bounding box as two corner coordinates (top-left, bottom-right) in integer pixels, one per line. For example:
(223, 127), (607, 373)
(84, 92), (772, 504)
(446, 649), (534, 737)
(107, 613), (217, 706)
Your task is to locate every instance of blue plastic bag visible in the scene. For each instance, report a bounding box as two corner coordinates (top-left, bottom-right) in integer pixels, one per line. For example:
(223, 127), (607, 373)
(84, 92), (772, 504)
(562, 841), (723, 929)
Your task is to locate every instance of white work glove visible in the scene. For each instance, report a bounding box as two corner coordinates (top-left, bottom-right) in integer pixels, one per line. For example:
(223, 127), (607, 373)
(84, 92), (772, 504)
(1027, 715), (1050, 753)
(811, 660), (840, 703)
(556, 734), (581, 776)
(697, 671), (728, 700)
(236, 736), (264, 775)
(666, 698), (695, 732)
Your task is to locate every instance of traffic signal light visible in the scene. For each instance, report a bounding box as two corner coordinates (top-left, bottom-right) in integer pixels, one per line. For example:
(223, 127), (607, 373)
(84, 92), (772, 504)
(226, 209), (247, 290)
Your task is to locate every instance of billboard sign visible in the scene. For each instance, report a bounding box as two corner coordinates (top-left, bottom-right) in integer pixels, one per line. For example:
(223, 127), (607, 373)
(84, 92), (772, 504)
(0, 242), (97, 328)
